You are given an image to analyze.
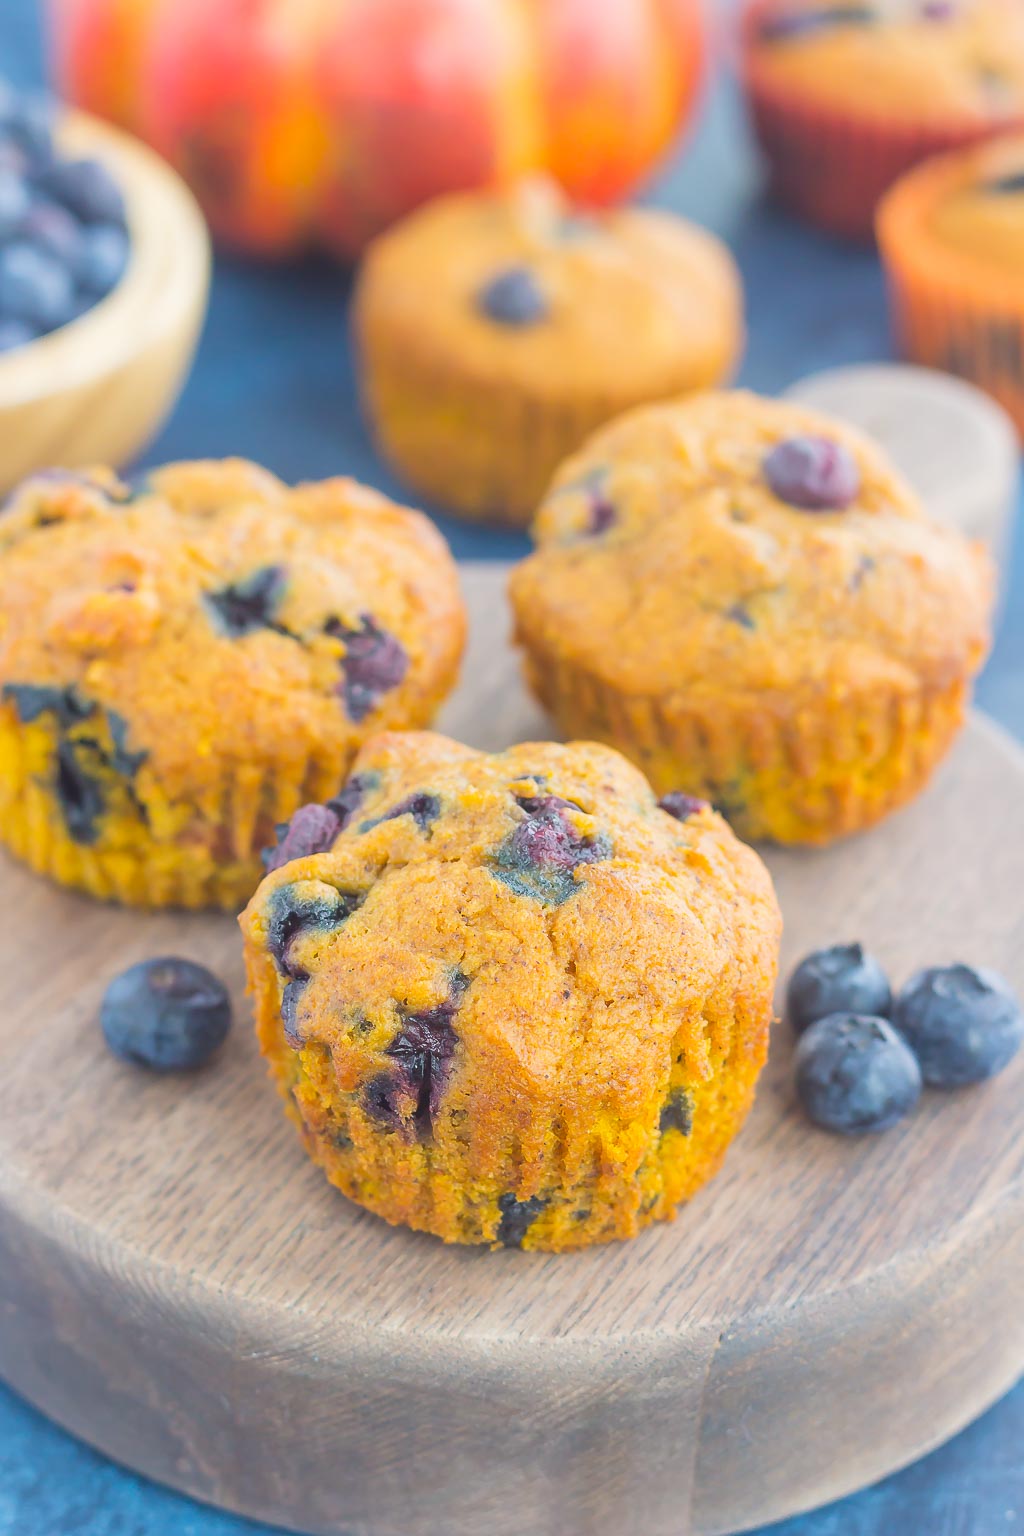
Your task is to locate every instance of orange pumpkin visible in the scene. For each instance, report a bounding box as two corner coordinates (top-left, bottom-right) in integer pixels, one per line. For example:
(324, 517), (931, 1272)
(48, 0), (705, 258)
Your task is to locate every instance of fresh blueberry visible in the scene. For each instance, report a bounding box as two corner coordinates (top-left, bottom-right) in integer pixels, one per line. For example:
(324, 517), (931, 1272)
(0, 241), (75, 330)
(497, 1192), (547, 1248)
(18, 198), (82, 263)
(894, 964), (1023, 1087)
(477, 266), (549, 327)
(795, 1013), (922, 1134)
(758, 4), (875, 41)
(787, 943), (892, 1035)
(659, 1087), (694, 1136)
(74, 222), (130, 297)
(491, 794), (611, 905)
(35, 157), (126, 226)
(0, 316), (35, 352)
(0, 168), (30, 240)
(2, 95), (55, 167)
(327, 615), (409, 723)
(658, 791), (709, 822)
(67, 291), (96, 325)
(263, 803), (343, 872)
(763, 435), (861, 511)
(205, 565), (289, 638)
(100, 957), (232, 1072)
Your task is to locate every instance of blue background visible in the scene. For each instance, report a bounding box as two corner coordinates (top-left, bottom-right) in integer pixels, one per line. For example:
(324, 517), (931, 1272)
(3, 3), (1023, 1533)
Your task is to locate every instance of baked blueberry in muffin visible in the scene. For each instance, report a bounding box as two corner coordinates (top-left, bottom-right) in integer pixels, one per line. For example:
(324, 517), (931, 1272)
(510, 389), (992, 845)
(241, 731), (781, 1251)
(0, 461), (464, 908)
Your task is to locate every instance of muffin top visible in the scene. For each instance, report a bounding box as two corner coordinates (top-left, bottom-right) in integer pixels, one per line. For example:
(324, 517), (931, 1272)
(510, 391), (993, 703)
(745, 0), (1024, 124)
(354, 178), (742, 399)
(243, 731), (780, 1131)
(880, 133), (1024, 287)
(0, 461), (464, 798)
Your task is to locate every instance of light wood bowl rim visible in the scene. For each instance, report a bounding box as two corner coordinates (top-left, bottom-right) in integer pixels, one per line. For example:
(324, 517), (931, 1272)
(0, 108), (210, 413)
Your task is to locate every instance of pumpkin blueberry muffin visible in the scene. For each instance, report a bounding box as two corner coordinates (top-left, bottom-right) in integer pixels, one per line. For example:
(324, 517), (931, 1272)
(0, 462), (464, 909)
(241, 731), (781, 1251)
(742, 0), (1024, 239)
(879, 133), (1024, 437)
(509, 390), (993, 846)
(354, 178), (742, 527)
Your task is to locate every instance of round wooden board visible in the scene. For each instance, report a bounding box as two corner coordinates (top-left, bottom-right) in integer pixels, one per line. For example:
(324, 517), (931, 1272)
(0, 564), (1022, 1536)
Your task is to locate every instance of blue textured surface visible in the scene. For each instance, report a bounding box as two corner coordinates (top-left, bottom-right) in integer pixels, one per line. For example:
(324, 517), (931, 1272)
(2, 6), (1023, 1535)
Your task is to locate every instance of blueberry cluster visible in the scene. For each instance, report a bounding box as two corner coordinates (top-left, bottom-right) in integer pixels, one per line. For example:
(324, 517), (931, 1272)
(787, 943), (1023, 1134)
(0, 79), (130, 356)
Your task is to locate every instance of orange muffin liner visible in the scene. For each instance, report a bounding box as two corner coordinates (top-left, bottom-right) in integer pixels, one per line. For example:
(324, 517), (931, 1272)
(740, 0), (1024, 241)
(356, 321), (621, 528)
(877, 148), (1024, 438)
(515, 638), (973, 846)
(244, 922), (772, 1251)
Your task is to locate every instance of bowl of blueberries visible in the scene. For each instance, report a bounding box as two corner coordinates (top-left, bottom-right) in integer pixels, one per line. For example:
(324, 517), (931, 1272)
(0, 79), (209, 492)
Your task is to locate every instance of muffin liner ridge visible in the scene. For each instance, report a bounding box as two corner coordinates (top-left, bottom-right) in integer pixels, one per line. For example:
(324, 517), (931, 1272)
(515, 640), (973, 846)
(244, 922), (773, 1252)
(878, 150), (1024, 438)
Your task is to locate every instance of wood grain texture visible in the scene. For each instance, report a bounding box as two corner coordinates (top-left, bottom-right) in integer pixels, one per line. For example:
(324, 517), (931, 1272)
(0, 110), (209, 492)
(0, 564), (1021, 1536)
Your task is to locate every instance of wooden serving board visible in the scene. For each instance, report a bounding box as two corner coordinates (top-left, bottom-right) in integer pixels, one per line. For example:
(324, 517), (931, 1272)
(0, 564), (1021, 1536)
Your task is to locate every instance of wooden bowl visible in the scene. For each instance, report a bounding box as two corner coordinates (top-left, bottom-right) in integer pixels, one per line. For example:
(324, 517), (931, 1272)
(0, 109), (210, 493)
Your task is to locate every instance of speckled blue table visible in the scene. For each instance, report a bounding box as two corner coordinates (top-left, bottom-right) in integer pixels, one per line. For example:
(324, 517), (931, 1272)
(4, 6), (1023, 1535)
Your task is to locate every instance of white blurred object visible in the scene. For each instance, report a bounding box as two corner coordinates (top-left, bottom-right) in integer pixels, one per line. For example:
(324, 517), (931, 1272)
(784, 364), (1019, 575)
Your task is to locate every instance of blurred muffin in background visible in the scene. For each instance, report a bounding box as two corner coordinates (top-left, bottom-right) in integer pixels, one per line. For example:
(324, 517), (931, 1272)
(741, 0), (1024, 239)
(509, 389), (993, 846)
(354, 178), (743, 527)
(879, 133), (1024, 437)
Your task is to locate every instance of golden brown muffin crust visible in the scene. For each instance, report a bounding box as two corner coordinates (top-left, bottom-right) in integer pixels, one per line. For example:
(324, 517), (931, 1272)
(0, 461), (465, 803)
(356, 178), (742, 402)
(242, 731), (781, 1250)
(512, 390), (992, 706)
